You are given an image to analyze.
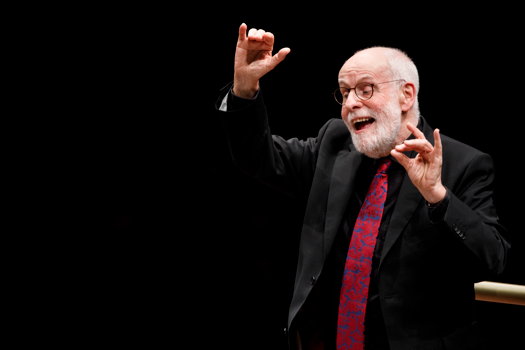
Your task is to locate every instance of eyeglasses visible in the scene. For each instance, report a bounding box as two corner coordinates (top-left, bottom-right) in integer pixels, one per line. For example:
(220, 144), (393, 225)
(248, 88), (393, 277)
(333, 79), (405, 105)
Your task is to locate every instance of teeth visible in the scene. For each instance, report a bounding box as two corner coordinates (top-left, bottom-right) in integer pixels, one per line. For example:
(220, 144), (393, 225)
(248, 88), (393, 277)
(353, 117), (371, 125)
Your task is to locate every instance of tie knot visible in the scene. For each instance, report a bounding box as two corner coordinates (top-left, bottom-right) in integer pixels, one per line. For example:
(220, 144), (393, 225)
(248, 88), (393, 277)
(377, 159), (391, 174)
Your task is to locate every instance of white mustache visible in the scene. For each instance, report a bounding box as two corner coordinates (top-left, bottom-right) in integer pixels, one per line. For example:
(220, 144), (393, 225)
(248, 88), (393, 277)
(346, 110), (375, 120)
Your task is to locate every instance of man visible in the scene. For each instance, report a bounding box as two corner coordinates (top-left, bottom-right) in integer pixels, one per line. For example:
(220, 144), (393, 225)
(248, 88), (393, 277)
(216, 23), (509, 350)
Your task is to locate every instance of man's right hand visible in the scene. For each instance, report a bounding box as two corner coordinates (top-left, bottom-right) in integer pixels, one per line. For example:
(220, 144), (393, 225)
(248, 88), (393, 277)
(233, 23), (291, 99)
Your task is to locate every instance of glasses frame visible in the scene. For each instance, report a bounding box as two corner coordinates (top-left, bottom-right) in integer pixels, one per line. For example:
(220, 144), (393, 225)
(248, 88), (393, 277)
(333, 79), (406, 105)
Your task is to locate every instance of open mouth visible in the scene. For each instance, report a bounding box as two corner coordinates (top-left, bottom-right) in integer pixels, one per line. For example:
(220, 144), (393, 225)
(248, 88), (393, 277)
(353, 117), (375, 131)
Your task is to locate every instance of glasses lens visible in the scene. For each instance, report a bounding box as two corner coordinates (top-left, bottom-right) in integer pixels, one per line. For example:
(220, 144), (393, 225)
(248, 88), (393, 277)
(334, 89), (343, 105)
(334, 84), (374, 104)
(356, 83), (373, 100)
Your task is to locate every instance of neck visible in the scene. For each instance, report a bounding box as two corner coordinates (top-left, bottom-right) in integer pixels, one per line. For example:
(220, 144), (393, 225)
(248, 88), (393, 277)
(399, 113), (420, 143)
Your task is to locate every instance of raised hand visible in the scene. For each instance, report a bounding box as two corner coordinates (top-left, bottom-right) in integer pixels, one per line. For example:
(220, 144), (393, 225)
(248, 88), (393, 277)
(390, 122), (447, 204)
(233, 23), (291, 99)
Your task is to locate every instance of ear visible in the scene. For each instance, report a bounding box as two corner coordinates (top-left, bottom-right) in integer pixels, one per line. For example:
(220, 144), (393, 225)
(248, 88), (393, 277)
(399, 82), (416, 112)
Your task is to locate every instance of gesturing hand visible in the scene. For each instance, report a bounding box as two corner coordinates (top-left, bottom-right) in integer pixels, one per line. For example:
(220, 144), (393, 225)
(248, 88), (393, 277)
(233, 23), (291, 99)
(390, 122), (447, 204)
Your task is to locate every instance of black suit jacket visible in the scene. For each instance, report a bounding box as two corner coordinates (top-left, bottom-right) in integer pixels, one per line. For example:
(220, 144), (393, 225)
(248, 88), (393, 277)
(217, 86), (510, 350)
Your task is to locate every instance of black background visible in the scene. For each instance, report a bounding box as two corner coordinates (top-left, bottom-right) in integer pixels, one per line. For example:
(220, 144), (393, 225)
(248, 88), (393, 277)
(37, 5), (524, 349)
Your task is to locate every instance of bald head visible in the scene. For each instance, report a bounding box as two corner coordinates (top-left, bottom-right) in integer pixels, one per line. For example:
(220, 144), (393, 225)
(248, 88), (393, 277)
(342, 46), (420, 95)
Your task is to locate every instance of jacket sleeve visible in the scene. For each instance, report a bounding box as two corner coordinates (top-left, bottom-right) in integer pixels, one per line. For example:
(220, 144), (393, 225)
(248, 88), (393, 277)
(441, 151), (510, 278)
(215, 83), (329, 199)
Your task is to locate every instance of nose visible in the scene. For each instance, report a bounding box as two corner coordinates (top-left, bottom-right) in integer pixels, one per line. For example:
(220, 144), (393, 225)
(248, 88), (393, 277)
(343, 90), (363, 111)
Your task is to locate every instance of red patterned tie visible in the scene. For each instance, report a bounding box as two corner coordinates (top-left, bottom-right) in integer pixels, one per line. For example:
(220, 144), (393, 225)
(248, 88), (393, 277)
(336, 158), (391, 350)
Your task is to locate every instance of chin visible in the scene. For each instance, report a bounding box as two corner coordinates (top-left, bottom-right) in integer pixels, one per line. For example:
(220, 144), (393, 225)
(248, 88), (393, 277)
(362, 149), (391, 159)
(352, 133), (394, 159)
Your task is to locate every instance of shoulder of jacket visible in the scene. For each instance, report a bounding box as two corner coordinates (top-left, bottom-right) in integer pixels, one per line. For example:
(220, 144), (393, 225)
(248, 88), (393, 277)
(319, 118), (348, 137)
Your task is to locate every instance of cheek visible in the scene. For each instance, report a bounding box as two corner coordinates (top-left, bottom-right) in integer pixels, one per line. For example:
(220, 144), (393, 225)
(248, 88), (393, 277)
(368, 101), (388, 118)
(342, 115), (349, 128)
(340, 106), (347, 119)
(341, 114), (352, 130)
(341, 103), (363, 117)
(368, 100), (384, 110)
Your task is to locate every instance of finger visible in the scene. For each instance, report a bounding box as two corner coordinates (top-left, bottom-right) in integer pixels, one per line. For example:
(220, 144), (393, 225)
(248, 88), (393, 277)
(262, 31), (275, 45)
(272, 47), (291, 65)
(255, 29), (266, 38)
(239, 40), (273, 51)
(390, 149), (411, 170)
(406, 122), (425, 139)
(248, 28), (266, 40)
(399, 139), (434, 153)
(393, 143), (427, 155)
(238, 23), (247, 41)
(247, 28), (259, 38)
(433, 128), (442, 156)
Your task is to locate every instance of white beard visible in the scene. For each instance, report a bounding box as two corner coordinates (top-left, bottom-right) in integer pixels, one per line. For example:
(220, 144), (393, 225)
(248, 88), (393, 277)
(347, 99), (402, 159)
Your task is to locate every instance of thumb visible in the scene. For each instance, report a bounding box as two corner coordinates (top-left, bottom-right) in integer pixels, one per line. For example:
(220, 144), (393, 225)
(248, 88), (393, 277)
(269, 47), (291, 68)
(391, 148), (410, 170)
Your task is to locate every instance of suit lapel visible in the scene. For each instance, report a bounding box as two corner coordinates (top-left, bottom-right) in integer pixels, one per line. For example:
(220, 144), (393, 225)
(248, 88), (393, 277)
(324, 145), (363, 257)
(379, 165), (423, 267)
(379, 118), (434, 267)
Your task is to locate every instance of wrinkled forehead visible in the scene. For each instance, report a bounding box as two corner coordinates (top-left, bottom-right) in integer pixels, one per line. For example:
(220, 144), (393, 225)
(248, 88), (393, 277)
(338, 51), (390, 83)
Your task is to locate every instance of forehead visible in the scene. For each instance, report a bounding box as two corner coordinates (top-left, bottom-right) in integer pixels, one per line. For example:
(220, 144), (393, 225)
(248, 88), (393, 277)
(338, 50), (389, 82)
